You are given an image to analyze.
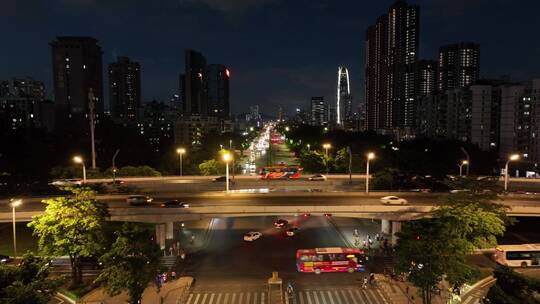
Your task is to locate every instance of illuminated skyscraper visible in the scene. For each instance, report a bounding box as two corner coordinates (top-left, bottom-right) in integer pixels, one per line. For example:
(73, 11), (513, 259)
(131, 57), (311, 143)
(336, 66), (352, 125)
(109, 56), (141, 121)
(438, 42), (480, 92)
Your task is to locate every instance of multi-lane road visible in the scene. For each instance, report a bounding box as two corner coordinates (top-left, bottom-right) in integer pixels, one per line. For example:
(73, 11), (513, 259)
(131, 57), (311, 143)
(180, 215), (388, 304)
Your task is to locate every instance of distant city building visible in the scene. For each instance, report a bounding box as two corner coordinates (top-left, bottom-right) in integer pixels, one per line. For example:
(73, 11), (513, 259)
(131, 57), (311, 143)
(293, 107), (309, 125)
(438, 42), (480, 92)
(337, 66), (352, 125)
(0, 77), (46, 131)
(205, 64), (230, 119)
(108, 56), (141, 122)
(174, 115), (232, 146)
(310, 97), (327, 126)
(365, 0), (419, 131)
(50, 36), (104, 115)
(416, 60), (437, 97)
(137, 100), (178, 152)
(180, 50), (207, 116)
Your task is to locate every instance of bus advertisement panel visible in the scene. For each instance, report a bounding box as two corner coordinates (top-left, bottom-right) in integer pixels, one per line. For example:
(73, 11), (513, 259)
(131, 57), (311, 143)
(259, 165), (303, 180)
(296, 247), (366, 274)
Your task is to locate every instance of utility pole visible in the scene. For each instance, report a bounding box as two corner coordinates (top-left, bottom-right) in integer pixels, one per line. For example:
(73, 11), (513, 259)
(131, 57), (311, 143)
(348, 146), (352, 185)
(88, 89), (97, 169)
(112, 149), (120, 182)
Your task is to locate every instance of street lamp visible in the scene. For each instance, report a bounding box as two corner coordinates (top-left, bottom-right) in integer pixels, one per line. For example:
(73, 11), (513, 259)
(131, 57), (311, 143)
(285, 126), (290, 132)
(322, 143), (332, 174)
(10, 199), (22, 261)
(73, 156), (86, 183)
(504, 154), (520, 191)
(307, 144), (311, 151)
(459, 160), (469, 177)
(323, 143), (331, 156)
(223, 152), (232, 193)
(366, 152), (375, 193)
(176, 148), (186, 176)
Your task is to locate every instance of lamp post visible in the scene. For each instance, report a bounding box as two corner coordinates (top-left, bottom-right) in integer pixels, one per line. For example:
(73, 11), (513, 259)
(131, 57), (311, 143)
(73, 156), (86, 183)
(10, 199), (22, 261)
(459, 160), (469, 177)
(176, 148), (186, 176)
(322, 143), (331, 174)
(307, 144), (310, 151)
(366, 152), (375, 193)
(223, 152), (232, 193)
(504, 154), (520, 191)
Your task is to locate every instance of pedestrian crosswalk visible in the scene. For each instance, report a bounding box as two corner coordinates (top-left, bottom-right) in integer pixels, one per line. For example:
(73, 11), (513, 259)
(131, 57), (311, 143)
(184, 288), (387, 304)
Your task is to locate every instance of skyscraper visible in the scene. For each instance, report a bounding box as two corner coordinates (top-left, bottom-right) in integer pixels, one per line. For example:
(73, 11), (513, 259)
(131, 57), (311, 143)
(310, 97), (327, 126)
(108, 56), (141, 121)
(180, 50), (207, 116)
(336, 66), (352, 125)
(50, 36), (104, 115)
(416, 60), (437, 97)
(438, 42), (480, 92)
(365, 0), (419, 131)
(205, 64), (230, 119)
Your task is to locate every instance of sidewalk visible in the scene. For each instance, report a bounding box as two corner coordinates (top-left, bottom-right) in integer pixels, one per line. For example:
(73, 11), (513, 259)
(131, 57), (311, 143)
(80, 276), (193, 304)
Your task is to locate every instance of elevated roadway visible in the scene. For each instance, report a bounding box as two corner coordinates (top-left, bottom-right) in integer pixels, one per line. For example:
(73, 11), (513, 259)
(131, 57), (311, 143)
(1, 192), (539, 223)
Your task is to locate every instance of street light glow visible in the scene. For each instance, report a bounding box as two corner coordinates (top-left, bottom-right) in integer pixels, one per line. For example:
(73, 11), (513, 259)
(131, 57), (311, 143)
(367, 152), (375, 160)
(73, 156), (83, 163)
(323, 143), (331, 149)
(509, 154), (520, 161)
(176, 148), (186, 154)
(10, 199), (22, 208)
(462, 160), (468, 165)
(285, 126), (290, 132)
(223, 152), (231, 162)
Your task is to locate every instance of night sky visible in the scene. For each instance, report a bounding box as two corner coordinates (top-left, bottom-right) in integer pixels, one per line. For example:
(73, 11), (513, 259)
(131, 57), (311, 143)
(2, 0), (540, 115)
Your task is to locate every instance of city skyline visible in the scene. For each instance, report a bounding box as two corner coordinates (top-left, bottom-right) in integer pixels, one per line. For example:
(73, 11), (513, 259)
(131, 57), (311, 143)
(2, 0), (540, 115)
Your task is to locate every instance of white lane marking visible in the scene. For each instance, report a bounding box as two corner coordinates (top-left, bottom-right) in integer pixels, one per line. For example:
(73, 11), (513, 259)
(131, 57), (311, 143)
(246, 292), (251, 304)
(208, 293), (215, 304)
(298, 291), (305, 304)
(306, 291), (313, 304)
(186, 294), (194, 304)
(261, 291), (266, 304)
(375, 288), (389, 304)
(347, 290), (357, 303)
(313, 290), (321, 304)
(215, 293), (222, 304)
(326, 290), (336, 304)
(340, 290), (349, 304)
(333, 290), (342, 304)
(192, 293), (201, 304)
(201, 293), (208, 304)
(231, 293), (236, 304)
(223, 293), (230, 304)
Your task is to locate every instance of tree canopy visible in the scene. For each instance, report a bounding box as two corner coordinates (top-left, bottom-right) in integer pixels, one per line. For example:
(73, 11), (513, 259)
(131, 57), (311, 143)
(95, 223), (162, 304)
(28, 187), (108, 286)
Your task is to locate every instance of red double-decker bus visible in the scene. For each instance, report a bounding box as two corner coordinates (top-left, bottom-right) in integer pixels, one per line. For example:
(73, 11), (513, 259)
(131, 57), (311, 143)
(296, 247), (366, 274)
(259, 165), (303, 180)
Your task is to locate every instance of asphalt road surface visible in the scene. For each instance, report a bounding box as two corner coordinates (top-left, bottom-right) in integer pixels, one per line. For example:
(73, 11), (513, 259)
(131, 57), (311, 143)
(181, 216), (388, 304)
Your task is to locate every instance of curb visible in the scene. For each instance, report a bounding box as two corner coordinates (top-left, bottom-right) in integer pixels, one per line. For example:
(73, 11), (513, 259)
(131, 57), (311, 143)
(455, 275), (494, 303)
(55, 291), (77, 304)
(327, 218), (355, 248)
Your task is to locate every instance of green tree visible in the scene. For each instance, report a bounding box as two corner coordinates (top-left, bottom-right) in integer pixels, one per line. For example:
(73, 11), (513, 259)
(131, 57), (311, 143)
(395, 219), (474, 304)
(199, 159), (221, 175)
(486, 265), (540, 304)
(333, 148), (350, 173)
(28, 187), (108, 286)
(0, 253), (63, 304)
(298, 150), (326, 173)
(95, 223), (162, 304)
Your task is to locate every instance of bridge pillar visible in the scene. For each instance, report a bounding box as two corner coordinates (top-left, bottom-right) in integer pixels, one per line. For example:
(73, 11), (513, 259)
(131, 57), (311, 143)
(166, 222), (174, 240)
(155, 223), (166, 251)
(381, 219), (391, 235)
(391, 221), (402, 246)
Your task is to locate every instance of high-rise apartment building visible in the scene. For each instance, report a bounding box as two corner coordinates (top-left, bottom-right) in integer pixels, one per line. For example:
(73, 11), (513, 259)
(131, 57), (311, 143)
(438, 43), (480, 92)
(0, 77), (46, 131)
(416, 60), (437, 97)
(310, 97), (327, 126)
(180, 50), (207, 116)
(205, 64), (230, 119)
(365, 0), (419, 131)
(108, 56), (141, 122)
(50, 36), (104, 115)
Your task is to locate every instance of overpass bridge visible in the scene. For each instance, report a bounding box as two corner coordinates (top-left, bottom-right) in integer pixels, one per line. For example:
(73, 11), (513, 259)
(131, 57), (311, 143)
(2, 192), (538, 246)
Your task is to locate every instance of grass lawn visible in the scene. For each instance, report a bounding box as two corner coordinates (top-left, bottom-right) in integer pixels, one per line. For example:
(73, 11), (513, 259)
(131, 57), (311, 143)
(0, 222), (38, 256)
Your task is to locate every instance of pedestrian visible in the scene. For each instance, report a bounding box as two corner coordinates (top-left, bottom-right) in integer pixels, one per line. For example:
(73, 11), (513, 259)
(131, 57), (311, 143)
(169, 246), (173, 256)
(353, 229), (359, 237)
(190, 234), (195, 244)
(362, 277), (368, 289)
(369, 273), (375, 285)
(171, 271), (177, 280)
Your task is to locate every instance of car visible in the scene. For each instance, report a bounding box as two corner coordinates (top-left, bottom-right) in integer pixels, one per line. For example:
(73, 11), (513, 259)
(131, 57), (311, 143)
(274, 219), (288, 228)
(126, 195), (153, 205)
(0, 255), (12, 264)
(380, 196), (408, 205)
(243, 231), (262, 242)
(286, 227), (299, 237)
(160, 200), (189, 208)
(49, 179), (83, 186)
(213, 176), (233, 182)
(108, 179), (125, 185)
(308, 174), (327, 181)
(411, 188), (431, 193)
